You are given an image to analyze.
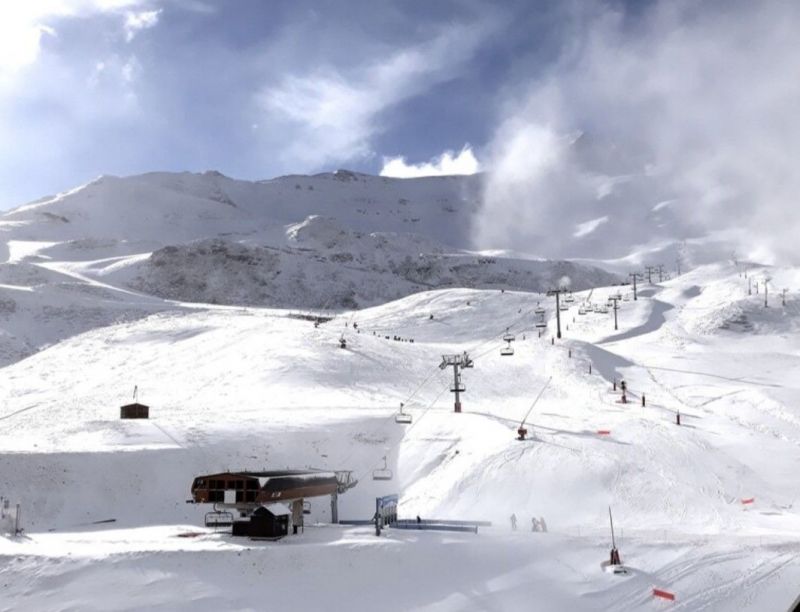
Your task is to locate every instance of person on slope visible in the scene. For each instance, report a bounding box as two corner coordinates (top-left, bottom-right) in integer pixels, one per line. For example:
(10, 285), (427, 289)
(510, 513), (517, 531)
(531, 517), (539, 532)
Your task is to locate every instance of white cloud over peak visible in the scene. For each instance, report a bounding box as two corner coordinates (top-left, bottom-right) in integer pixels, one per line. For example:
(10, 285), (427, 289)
(380, 145), (480, 178)
(477, 1), (800, 263)
(124, 9), (161, 42)
(573, 215), (608, 238)
(258, 18), (499, 170)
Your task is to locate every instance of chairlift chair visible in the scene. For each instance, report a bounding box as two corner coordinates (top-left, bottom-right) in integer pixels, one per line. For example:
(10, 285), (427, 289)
(578, 307), (587, 315)
(564, 293), (575, 303)
(372, 455), (393, 481)
(205, 509), (234, 529)
(303, 501), (312, 515)
(502, 328), (516, 342)
(534, 302), (546, 316)
(500, 342), (515, 356)
(395, 402), (412, 424)
(559, 304), (569, 311)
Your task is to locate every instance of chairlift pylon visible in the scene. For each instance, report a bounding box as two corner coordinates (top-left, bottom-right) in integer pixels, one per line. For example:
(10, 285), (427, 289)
(372, 455), (393, 481)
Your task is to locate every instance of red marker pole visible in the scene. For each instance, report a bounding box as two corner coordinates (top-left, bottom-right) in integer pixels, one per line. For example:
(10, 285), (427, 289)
(653, 588), (675, 601)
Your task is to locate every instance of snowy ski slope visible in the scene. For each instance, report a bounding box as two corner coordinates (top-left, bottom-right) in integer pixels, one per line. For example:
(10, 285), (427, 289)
(1, 171), (800, 610)
(1, 257), (800, 610)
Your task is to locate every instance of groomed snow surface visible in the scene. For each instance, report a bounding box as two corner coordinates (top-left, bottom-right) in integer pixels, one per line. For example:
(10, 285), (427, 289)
(3, 258), (800, 610)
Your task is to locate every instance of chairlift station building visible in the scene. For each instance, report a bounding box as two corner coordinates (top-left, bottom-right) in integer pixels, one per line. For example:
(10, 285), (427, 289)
(190, 469), (357, 538)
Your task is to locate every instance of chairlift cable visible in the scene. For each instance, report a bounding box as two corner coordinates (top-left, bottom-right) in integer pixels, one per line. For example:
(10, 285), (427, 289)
(356, 379), (451, 483)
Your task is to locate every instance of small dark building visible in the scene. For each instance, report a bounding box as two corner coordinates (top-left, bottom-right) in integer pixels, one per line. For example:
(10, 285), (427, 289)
(233, 504), (290, 539)
(120, 402), (149, 419)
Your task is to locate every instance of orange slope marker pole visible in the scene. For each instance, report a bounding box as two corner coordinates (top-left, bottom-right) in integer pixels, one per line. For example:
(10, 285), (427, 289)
(653, 588), (676, 601)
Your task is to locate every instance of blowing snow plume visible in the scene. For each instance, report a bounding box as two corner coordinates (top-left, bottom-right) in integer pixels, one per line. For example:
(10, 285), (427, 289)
(476, 0), (800, 265)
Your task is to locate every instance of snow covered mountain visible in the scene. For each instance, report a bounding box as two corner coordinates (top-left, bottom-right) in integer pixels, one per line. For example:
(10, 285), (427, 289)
(2, 170), (800, 611)
(0, 170), (618, 360)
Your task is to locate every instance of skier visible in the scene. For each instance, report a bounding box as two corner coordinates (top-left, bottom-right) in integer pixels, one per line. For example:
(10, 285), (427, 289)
(539, 516), (548, 533)
(510, 513), (517, 531)
(531, 517), (539, 532)
(416, 515), (422, 529)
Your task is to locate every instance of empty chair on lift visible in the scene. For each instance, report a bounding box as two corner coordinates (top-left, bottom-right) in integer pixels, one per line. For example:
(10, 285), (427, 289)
(534, 302), (546, 316)
(559, 303), (569, 311)
(564, 293), (575, 303)
(372, 455), (393, 481)
(501, 340), (515, 356)
(205, 509), (234, 529)
(535, 314), (547, 329)
(502, 327), (516, 342)
(395, 402), (412, 424)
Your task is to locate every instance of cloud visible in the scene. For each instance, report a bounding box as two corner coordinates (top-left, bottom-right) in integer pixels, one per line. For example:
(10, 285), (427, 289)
(257, 18), (499, 170)
(380, 145), (480, 178)
(124, 8), (161, 42)
(573, 215), (608, 238)
(0, 1), (150, 78)
(476, 0), (800, 264)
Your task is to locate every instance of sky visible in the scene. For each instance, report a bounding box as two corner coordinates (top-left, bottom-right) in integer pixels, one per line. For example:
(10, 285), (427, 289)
(2, 1), (800, 263)
(0, 0), (613, 208)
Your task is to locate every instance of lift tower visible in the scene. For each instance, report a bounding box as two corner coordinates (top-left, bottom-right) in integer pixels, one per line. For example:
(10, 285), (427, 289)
(608, 295), (621, 331)
(546, 287), (569, 339)
(628, 272), (642, 301)
(440, 352), (474, 413)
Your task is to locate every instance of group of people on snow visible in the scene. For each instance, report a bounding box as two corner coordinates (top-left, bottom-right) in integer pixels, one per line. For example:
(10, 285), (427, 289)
(509, 513), (548, 532)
